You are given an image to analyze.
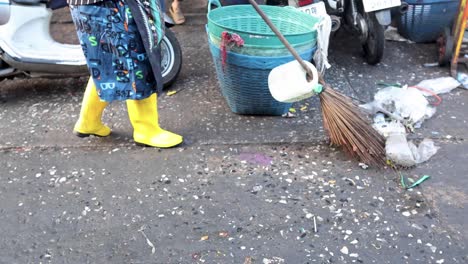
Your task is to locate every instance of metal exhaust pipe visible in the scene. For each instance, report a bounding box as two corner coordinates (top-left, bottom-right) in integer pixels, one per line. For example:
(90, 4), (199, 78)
(391, 2), (409, 17)
(399, 2), (409, 14)
(330, 15), (341, 32)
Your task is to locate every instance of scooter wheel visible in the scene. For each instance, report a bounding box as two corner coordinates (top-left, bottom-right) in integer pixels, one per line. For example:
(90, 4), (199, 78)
(161, 28), (183, 88)
(362, 13), (385, 65)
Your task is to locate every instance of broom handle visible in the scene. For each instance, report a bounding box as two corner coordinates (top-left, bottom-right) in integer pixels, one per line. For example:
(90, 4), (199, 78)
(248, 0), (314, 82)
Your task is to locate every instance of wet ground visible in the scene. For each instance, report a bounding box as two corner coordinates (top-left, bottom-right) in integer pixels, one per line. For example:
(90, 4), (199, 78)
(0, 2), (467, 263)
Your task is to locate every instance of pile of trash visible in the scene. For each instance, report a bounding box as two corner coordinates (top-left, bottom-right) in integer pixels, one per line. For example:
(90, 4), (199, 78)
(360, 76), (461, 167)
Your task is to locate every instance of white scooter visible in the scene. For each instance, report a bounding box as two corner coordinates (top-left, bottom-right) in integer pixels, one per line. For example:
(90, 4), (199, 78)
(0, 0), (182, 87)
(292, 0), (407, 65)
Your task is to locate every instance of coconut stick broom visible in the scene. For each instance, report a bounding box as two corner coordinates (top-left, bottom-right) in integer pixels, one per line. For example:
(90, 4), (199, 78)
(248, 0), (387, 167)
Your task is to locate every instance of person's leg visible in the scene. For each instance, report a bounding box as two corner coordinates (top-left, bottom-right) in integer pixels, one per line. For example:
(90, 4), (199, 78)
(170, 0), (185, 25)
(126, 93), (183, 148)
(73, 77), (111, 137)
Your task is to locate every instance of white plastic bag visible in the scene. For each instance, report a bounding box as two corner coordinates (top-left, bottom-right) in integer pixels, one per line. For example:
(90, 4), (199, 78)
(386, 137), (439, 166)
(386, 133), (416, 167)
(416, 77), (460, 95)
(369, 86), (435, 125)
(415, 138), (439, 164)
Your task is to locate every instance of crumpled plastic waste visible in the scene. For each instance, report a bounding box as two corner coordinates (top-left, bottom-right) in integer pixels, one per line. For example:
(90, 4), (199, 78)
(415, 76), (460, 95)
(384, 26), (414, 43)
(387, 137), (439, 167)
(456, 72), (468, 89)
(414, 138), (440, 164)
(386, 133), (416, 167)
(362, 86), (441, 167)
(360, 86), (436, 128)
(372, 113), (406, 137)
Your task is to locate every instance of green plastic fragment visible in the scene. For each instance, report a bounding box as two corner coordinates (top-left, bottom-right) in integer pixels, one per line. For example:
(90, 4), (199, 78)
(400, 172), (430, 189)
(377, 82), (402, 88)
(313, 84), (323, 94)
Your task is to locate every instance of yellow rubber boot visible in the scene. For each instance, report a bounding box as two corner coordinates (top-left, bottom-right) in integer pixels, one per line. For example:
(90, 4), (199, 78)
(73, 78), (111, 137)
(126, 93), (183, 148)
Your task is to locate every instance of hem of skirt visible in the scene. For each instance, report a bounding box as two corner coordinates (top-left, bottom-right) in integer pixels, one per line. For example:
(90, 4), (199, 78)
(98, 90), (158, 103)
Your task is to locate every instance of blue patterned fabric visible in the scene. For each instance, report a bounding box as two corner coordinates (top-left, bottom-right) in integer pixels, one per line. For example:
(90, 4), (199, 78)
(70, 0), (162, 102)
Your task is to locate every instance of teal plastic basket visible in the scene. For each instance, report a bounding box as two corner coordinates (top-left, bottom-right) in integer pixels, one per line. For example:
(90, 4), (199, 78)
(207, 35), (316, 115)
(207, 0), (319, 47)
(208, 31), (316, 56)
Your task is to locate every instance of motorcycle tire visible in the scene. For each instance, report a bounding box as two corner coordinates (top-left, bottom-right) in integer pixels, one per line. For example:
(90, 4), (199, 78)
(161, 28), (182, 88)
(362, 12), (384, 65)
(437, 27), (453, 67)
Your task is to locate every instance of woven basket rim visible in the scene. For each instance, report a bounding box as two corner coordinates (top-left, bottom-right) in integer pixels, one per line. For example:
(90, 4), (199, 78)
(207, 5), (319, 37)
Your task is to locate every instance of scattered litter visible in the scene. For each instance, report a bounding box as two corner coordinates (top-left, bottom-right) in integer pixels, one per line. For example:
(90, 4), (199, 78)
(386, 134), (416, 167)
(299, 227), (307, 238)
(361, 86), (436, 127)
(340, 246), (349, 255)
(345, 178), (356, 186)
(423, 62), (439, 68)
(192, 253), (201, 260)
(426, 243), (437, 253)
(456, 72), (468, 89)
(384, 26), (414, 43)
(415, 77), (460, 95)
(219, 231), (229, 238)
(400, 173), (430, 189)
(138, 226), (156, 254)
(252, 185), (263, 193)
(361, 85), (442, 166)
(282, 112), (296, 118)
(387, 137), (439, 167)
(313, 216), (317, 233)
(289, 108), (297, 113)
(200, 235), (209, 241)
(358, 163), (369, 169)
(167, 90), (177, 96)
(263, 257), (285, 264)
(414, 139), (439, 164)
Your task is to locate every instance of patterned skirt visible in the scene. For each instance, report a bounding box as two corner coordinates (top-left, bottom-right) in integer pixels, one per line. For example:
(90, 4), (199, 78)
(70, 0), (161, 102)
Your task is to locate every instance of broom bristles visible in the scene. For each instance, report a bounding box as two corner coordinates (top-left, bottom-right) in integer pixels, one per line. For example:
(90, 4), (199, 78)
(318, 80), (387, 168)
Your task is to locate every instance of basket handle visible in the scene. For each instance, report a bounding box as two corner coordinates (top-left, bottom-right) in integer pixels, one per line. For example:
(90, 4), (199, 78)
(207, 0), (222, 13)
(247, 0), (314, 82)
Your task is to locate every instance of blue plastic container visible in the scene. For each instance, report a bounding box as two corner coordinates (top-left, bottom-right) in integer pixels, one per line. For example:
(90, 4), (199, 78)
(208, 38), (316, 115)
(397, 0), (459, 43)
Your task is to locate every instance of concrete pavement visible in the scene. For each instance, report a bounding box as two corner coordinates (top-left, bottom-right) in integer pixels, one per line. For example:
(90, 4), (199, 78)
(0, 2), (467, 263)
